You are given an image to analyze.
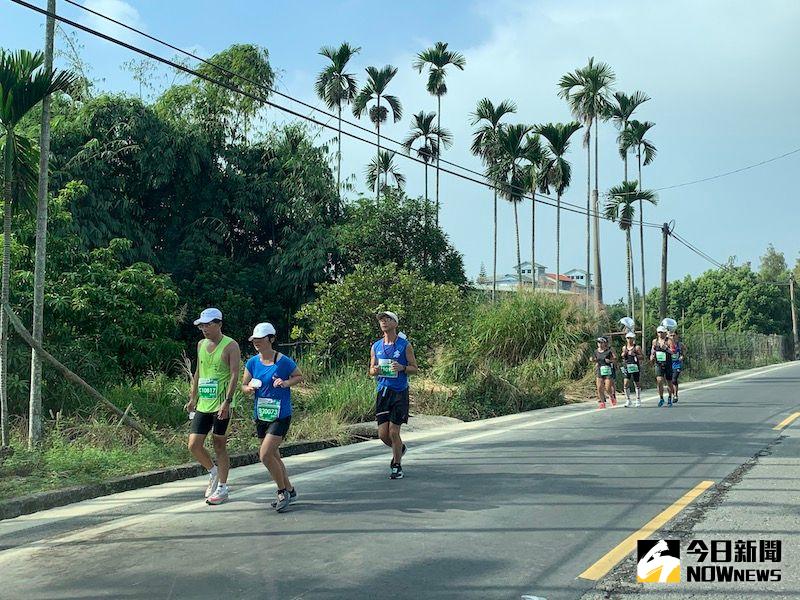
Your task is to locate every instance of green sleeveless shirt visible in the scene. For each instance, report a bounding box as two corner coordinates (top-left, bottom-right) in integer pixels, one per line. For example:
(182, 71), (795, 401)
(197, 335), (234, 413)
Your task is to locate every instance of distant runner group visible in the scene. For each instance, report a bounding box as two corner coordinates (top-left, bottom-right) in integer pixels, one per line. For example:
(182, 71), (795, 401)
(592, 325), (687, 409)
(183, 306), (417, 509)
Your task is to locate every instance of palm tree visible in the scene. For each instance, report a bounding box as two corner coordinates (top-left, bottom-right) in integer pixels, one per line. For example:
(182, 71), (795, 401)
(315, 42), (361, 197)
(620, 120), (657, 348)
(353, 66), (402, 203)
(470, 98), (516, 301)
(365, 150), (405, 195)
(413, 42), (466, 226)
(489, 124), (534, 285)
(605, 181), (657, 317)
(535, 122), (582, 295)
(558, 57), (616, 306)
(523, 133), (550, 290)
(0, 49), (75, 447)
(401, 111), (452, 228)
(609, 91), (650, 181)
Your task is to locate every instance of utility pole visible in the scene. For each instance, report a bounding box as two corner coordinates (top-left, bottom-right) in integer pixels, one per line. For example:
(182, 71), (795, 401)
(660, 222), (670, 320)
(790, 273), (799, 360)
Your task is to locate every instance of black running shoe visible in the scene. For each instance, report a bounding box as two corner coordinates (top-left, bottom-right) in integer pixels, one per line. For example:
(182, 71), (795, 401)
(271, 488), (297, 507)
(389, 463), (404, 479)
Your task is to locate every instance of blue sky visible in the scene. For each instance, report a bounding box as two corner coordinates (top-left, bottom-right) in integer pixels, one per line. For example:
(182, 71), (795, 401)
(2, 0), (799, 303)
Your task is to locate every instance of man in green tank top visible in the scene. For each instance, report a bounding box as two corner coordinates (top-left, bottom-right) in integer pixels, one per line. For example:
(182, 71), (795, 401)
(184, 308), (241, 504)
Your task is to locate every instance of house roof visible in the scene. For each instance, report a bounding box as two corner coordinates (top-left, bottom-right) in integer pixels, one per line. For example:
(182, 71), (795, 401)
(545, 273), (574, 283)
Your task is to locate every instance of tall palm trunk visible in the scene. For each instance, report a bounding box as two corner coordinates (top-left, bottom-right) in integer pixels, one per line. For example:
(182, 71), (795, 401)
(336, 103), (342, 197)
(629, 232), (637, 316)
(423, 161), (429, 268)
(585, 126), (591, 308)
(375, 97), (381, 204)
(556, 192), (562, 295)
(531, 179), (536, 290)
(638, 147), (646, 350)
(514, 197), (522, 285)
(592, 119), (603, 306)
(435, 96), (441, 227)
(492, 189), (497, 302)
(626, 228), (633, 316)
(1, 140), (14, 447)
(29, 0), (56, 448)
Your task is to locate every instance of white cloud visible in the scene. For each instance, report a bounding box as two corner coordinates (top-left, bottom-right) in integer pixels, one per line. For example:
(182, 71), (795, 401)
(82, 0), (145, 43)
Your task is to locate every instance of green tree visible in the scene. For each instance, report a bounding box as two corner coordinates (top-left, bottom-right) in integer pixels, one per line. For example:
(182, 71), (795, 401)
(522, 133), (550, 290)
(413, 42), (465, 225)
(535, 122), (582, 294)
(353, 66), (402, 202)
(401, 111), (452, 231)
(335, 189), (466, 285)
(0, 49), (75, 447)
(609, 91), (650, 181)
(605, 181), (657, 317)
(365, 150), (405, 196)
(470, 98), (516, 301)
(758, 244), (788, 283)
(558, 57), (616, 306)
(315, 42), (361, 196)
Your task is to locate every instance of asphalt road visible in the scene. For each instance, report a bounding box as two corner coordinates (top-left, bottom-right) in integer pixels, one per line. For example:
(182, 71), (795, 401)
(2, 361), (798, 600)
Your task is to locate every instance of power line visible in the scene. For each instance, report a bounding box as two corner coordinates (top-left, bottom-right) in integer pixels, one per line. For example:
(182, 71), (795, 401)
(669, 231), (727, 270)
(12, 0), (666, 230)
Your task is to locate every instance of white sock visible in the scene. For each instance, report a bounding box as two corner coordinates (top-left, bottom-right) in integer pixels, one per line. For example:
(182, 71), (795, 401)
(209, 465), (218, 475)
(636, 388), (641, 400)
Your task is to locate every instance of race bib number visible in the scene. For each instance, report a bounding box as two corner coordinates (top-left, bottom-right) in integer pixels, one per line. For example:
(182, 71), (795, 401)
(599, 365), (612, 376)
(655, 351), (667, 363)
(256, 397), (281, 422)
(198, 378), (219, 401)
(626, 363), (639, 373)
(378, 358), (398, 378)
(673, 354), (682, 362)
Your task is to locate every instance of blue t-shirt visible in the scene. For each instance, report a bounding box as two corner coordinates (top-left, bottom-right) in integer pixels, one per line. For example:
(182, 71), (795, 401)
(246, 353), (298, 420)
(372, 336), (409, 392)
(671, 342), (684, 370)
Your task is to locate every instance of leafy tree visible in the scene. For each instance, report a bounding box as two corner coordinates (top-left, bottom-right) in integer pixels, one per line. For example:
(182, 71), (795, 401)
(609, 91), (650, 181)
(758, 244), (788, 283)
(365, 150), (405, 195)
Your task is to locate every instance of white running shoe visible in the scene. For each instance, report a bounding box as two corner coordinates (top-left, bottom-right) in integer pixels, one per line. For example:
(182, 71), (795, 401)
(624, 399), (632, 408)
(634, 400), (642, 408)
(205, 469), (219, 498)
(206, 483), (229, 505)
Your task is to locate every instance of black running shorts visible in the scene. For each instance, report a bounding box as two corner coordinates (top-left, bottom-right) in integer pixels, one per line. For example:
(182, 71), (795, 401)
(191, 410), (230, 436)
(622, 366), (641, 383)
(256, 416), (292, 439)
(376, 388), (409, 426)
(655, 362), (673, 380)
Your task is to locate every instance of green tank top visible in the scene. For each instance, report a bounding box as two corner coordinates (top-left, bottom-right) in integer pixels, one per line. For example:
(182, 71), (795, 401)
(197, 335), (234, 413)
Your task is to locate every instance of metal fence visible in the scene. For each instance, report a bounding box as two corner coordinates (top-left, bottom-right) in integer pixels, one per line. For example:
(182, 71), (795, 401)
(681, 332), (789, 369)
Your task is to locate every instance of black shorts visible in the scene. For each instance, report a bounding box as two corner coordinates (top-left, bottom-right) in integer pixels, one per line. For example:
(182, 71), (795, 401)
(622, 366), (641, 383)
(655, 363), (673, 380)
(256, 416), (292, 439)
(191, 410), (230, 436)
(376, 388), (409, 426)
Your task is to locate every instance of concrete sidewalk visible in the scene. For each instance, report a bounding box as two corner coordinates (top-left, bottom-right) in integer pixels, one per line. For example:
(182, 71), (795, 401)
(583, 426), (800, 599)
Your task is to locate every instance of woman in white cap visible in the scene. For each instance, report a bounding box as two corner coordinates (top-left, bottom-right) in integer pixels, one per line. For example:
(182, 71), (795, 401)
(621, 332), (644, 407)
(241, 322), (304, 512)
(650, 326), (674, 406)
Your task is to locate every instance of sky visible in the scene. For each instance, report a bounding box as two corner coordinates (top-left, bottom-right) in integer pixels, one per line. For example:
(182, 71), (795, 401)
(2, 0), (799, 303)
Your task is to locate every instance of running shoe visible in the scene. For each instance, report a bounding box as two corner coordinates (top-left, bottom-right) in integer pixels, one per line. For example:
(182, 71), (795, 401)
(274, 490), (290, 512)
(598, 401), (606, 409)
(668, 397), (673, 407)
(658, 398), (665, 407)
(206, 483), (229, 505)
(624, 399), (632, 408)
(673, 396), (679, 404)
(610, 396), (617, 407)
(390, 463), (404, 479)
(634, 400), (642, 408)
(271, 488), (297, 507)
(205, 469), (219, 498)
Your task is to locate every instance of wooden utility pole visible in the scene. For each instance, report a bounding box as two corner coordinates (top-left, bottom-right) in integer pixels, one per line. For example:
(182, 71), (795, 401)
(660, 223), (669, 320)
(790, 273), (799, 360)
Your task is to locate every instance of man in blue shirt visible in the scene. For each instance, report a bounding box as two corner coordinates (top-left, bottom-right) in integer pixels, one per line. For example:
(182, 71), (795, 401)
(369, 311), (418, 479)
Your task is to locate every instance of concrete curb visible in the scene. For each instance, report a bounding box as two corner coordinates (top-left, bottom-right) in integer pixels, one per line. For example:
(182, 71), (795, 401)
(0, 439), (338, 522)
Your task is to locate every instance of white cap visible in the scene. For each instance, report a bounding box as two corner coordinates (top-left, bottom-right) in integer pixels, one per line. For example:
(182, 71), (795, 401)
(193, 307), (222, 325)
(657, 325), (667, 333)
(377, 311), (399, 324)
(625, 332), (636, 338)
(249, 322), (276, 340)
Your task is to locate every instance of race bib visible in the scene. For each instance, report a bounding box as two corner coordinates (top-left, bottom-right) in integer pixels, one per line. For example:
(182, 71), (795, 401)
(673, 354), (682, 362)
(599, 365), (612, 376)
(256, 397), (281, 422)
(655, 351), (667, 363)
(198, 378), (219, 401)
(626, 364), (639, 373)
(378, 358), (398, 378)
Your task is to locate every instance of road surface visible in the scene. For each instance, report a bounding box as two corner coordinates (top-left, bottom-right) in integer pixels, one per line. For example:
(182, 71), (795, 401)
(1, 361), (798, 600)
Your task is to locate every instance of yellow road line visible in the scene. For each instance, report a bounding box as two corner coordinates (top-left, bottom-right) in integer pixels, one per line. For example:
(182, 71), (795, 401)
(774, 412), (800, 430)
(578, 480), (715, 581)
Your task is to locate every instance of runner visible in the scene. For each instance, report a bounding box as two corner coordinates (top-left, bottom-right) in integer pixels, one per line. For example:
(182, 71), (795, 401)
(591, 337), (617, 408)
(184, 308), (241, 505)
(621, 331), (644, 407)
(650, 326), (675, 407)
(369, 311), (418, 479)
(241, 322), (303, 512)
(669, 331), (686, 403)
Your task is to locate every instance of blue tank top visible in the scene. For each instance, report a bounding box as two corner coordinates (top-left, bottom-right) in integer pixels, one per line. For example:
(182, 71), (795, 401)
(372, 336), (409, 392)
